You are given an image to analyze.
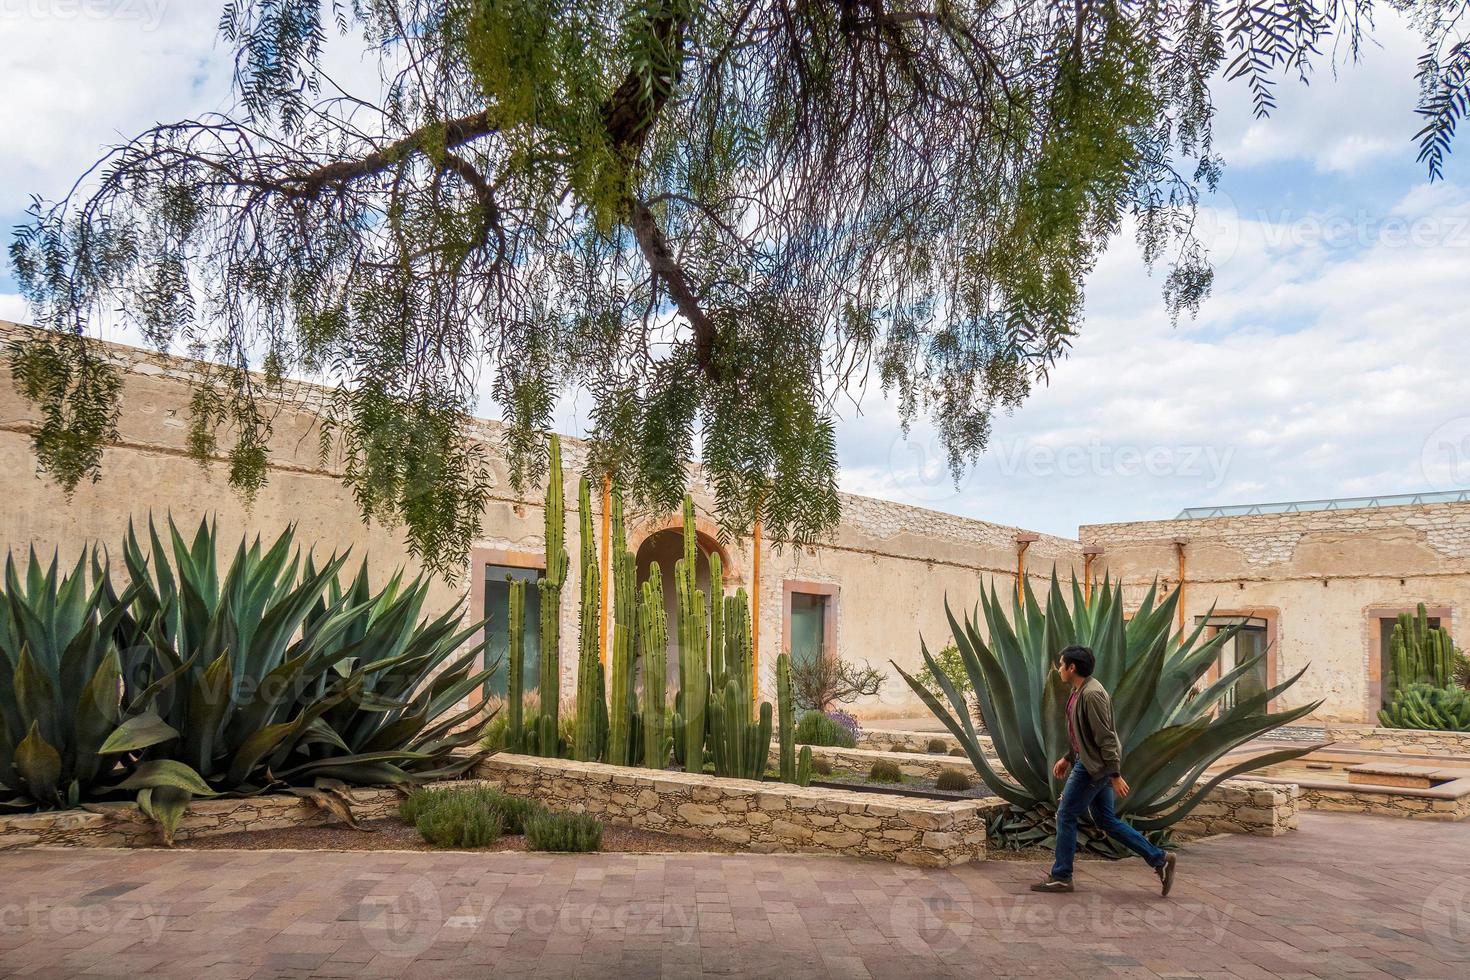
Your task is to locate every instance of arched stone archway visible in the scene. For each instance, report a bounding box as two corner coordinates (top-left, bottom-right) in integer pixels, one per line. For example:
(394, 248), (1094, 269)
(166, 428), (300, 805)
(631, 514), (740, 686)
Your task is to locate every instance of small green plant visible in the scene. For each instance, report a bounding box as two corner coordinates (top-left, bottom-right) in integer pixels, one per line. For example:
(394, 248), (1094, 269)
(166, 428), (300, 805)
(403, 786), (507, 848)
(493, 793), (546, 835)
(935, 768), (973, 791)
(793, 710), (857, 748)
(524, 810), (603, 852)
(926, 738), (948, 754)
(948, 747), (966, 757)
(917, 643), (971, 698)
(810, 757), (833, 776)
(889, 744), (908, 752)
(867, 759), (903, 783)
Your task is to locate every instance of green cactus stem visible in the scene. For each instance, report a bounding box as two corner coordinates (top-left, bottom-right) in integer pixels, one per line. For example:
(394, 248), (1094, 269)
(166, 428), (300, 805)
(507, 577), (526, 752)
(574, 476), (604, 762)
(537, 434), (568, 756)
(640, 563), (669, 768)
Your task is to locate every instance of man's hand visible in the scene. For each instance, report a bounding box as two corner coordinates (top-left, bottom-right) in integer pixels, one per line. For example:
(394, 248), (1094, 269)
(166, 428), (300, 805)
(1052, 758), (1069, 780)
(1111, 775), (1130, 798)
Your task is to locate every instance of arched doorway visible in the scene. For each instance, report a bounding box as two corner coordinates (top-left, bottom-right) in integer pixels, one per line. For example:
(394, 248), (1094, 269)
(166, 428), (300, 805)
(633, 522), (735, 686)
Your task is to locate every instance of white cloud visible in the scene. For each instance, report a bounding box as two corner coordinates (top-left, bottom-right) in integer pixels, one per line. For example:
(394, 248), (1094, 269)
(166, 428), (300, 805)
(842, 180), (1470, 536)
(1214, 11), (1426, 176)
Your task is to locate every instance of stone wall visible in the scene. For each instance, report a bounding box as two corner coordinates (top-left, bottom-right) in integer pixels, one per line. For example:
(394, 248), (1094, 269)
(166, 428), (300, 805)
(477, 753), (987, 866)
(1083, 503), (1470, 723)
(1171, 780), (1300, 837)
(806, 745), (987, 782)
(1294, 785), (1470, 821)
(1325, 725), (1470, 758)
(0, 787), (403, 850)
(855, 729), (991, 755)
(809, 739), (1300, 838)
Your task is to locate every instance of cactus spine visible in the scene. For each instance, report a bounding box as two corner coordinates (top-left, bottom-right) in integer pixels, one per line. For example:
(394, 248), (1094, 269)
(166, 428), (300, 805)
(574, 476), (605, 762)
(640, 564), (670, 767)
(536, 434), (568, 756)
(507, 577), (526, 751)
(606, 492), (638, 766)
(777, 651), (797, 782)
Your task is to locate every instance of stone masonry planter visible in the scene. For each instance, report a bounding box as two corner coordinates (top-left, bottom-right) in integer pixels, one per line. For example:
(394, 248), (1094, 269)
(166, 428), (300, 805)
(476, 754), (987, 866)
(826, 734), (1300, 838)
(0, 786), (406, 850)
(1326, 725), (1470, 758)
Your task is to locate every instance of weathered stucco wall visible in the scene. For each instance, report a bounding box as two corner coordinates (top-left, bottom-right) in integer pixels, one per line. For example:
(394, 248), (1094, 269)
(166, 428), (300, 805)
(7, 322), (1469, 726)
(0, 322), (1076, 720)
(1084, 506), (1470, 723)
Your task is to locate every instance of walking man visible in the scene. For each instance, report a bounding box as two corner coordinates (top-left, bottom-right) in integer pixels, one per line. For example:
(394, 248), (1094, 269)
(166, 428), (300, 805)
(1030, 644), (1177, 895)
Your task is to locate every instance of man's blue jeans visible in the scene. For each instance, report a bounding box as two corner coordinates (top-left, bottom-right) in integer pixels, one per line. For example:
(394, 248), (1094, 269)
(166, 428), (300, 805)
(1050, 761), (1166, 881)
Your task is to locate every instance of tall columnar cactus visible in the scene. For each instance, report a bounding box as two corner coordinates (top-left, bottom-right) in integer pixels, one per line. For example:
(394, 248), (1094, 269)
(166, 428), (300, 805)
(574, 477), (604, 762)
(1388, 603), (1458, 692)
(537, 434), (569, 756)
(606, 492), (639, 767)
(640, 566), (670, 768)
(506, 577), (526, 752)
(723, 588), (753, 709)
(675, 561), (708, 773)
(709, 551), (725, 686)
(709, 677), (774, 780)
(776, 651), (797, 782)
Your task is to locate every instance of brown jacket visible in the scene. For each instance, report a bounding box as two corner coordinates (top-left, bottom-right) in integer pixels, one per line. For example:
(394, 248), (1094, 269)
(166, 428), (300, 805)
(1065, 676), (1123, 778)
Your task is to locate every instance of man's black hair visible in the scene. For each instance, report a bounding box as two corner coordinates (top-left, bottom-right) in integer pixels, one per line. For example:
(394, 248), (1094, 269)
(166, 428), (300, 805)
(1059, 644), (1095, 677)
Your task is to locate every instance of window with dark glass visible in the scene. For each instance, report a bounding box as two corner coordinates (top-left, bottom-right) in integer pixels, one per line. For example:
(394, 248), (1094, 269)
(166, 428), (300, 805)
(483, 564), (542, 698)
(1196, 615), (1269, 712)
(789, 592), (829, 669)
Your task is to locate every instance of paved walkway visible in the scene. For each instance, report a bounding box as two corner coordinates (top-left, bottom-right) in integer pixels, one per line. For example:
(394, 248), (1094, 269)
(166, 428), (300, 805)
(1, 812), (1467, 978)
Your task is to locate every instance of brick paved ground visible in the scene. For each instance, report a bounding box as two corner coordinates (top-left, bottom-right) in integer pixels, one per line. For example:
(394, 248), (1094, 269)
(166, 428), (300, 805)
(1, 811), (1467, 979)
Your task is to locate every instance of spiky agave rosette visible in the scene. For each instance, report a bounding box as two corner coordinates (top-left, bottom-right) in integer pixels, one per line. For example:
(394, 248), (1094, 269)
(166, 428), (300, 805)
(895, 570), (1324, 856)
(0, 516), (497, 842)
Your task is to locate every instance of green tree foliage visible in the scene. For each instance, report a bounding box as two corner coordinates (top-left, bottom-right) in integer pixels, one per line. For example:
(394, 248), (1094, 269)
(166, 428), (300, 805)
(9, 1), (1462, 570)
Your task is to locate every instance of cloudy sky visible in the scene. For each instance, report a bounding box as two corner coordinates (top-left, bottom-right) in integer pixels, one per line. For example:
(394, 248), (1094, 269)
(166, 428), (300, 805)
(2, 4), (1467, 538)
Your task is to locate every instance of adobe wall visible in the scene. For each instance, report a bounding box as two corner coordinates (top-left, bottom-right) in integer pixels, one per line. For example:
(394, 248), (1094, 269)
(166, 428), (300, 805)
(0, 321), (1079, 719)
(1083, 506), (1470, 722)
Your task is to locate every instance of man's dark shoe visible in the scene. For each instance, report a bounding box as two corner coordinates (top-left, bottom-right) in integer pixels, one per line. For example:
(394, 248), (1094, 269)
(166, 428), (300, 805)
(1029, 876), (1074, 893)
(1156, 853), (1177, 897)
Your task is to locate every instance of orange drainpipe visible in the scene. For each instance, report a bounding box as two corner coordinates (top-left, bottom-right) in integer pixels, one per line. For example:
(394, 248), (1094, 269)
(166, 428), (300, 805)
(599, 474), (611, 666)
(751, 508), (763, 702)
(1014, 533), (1039, 603)
(1173, 538), (1189, 635)
(1082, 546), (1103, 601)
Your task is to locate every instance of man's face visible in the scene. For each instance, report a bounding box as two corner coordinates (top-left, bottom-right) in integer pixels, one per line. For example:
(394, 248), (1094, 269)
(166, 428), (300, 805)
(1057, 657), (1075, 683)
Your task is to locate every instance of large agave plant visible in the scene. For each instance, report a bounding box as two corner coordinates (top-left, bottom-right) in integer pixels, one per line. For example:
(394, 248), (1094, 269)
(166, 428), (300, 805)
(108, 517), (495, 838)
(303, 560), (497, 783)
(895, 570), (1323, 853)
(0, 550), (140, 809)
